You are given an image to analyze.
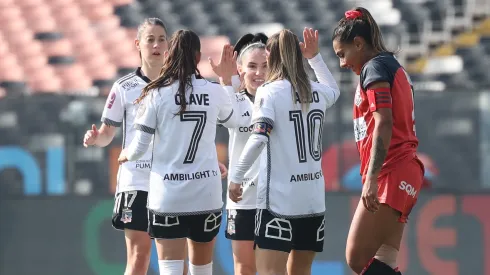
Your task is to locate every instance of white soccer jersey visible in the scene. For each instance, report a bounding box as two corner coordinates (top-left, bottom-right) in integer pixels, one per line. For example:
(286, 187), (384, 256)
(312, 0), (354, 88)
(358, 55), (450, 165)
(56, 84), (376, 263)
(101, 68), (153, 193)
(134, 75), (237, 215)
(226, 90), (260, 210)
(250, 80), (339, 218)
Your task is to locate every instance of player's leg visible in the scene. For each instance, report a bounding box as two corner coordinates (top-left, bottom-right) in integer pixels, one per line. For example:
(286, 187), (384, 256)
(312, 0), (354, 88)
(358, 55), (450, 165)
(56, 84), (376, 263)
(226, 209), (256, 275)
(369, 159), (424, 275)
(112, 191), (152, 275)
(255, 247), (289, 275)
(124, 230), (152, 275)
(346, 203), (404, 274)
(232, 241), (256, 275)
(183, 240), (189, 275)
(187, 211), (222, 275)
(287, 251), (315, 275)
(346, 159), (423, 274)
(287, 216), (325, 275)
(148, 212), (187, 275)
(254, 209), (291, 275)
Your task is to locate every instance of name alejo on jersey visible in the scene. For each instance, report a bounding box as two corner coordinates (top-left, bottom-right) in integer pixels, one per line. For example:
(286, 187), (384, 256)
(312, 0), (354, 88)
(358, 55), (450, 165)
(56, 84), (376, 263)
(295, 91), (321, 103)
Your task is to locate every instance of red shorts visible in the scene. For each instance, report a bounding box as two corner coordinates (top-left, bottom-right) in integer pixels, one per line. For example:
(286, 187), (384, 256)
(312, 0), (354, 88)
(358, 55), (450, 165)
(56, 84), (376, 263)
(377, 158), (424, 223)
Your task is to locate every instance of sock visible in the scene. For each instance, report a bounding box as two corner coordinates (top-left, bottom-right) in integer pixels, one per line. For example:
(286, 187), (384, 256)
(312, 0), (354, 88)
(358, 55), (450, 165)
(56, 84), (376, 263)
(189, 262), (213, 275)
(158, 260), (184, 275)
(375, 244), (398, 269)
(361, 258), (398, 275)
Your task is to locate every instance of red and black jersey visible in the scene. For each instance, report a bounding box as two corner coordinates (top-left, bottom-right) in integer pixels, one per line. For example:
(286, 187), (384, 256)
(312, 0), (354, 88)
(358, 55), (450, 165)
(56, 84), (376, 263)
(353, 53), (420, 179)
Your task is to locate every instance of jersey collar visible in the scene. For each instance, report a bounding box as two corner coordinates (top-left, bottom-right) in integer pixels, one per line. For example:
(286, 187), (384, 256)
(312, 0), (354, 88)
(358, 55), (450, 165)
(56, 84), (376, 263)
(240, 89), (255, 103)
(135, 67), (151, 83)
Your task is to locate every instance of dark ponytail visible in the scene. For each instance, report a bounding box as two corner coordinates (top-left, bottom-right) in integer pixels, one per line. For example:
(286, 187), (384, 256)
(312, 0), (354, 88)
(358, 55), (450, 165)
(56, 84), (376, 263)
(332, 7), (392, 54)
(135, 30), (201, 115)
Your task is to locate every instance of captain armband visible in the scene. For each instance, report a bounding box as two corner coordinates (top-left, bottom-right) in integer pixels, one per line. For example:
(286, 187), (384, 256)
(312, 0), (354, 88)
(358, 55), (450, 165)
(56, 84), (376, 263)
(366, 87), (392, 111)
(252, 122), (273, 137)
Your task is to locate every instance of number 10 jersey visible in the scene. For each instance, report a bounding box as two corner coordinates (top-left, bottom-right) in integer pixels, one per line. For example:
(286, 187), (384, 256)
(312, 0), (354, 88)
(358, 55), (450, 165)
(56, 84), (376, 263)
(253, 79), (339, 218)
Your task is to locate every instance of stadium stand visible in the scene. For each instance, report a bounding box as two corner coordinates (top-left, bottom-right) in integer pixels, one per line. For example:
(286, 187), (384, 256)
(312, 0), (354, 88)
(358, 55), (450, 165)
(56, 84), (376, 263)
(1, 0), (488, 97)
(0, 0), (487, 94)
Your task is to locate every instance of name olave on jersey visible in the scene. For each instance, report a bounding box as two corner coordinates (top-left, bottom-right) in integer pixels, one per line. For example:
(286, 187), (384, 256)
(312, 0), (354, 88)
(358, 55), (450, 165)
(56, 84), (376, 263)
(174, 94), (210, 106)
(162, 169), (220, 181)
(289, 170), (323, 182)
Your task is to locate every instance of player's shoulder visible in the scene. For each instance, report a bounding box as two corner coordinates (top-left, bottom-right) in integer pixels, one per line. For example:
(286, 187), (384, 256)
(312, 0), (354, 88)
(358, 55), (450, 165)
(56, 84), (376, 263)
(310, 80), (327, 91)
(362, 53), (400, 74)
(194, 74), (217, 85)
(360, 53), (400, 89)
(113, 71), (142, 92)
(310, 81), (335, 101)
(193, 75), (224, 93)
(258, 79), (287, 95)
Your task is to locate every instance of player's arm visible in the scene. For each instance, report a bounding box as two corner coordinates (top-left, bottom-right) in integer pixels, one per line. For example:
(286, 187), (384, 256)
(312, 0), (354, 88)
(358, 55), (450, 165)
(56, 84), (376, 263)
(94, 124), (118, 147)
(84, 84), (123, 147)
(217, 83), (242, 128)
(228, 87), (274, 202)
(221, 93), (253, 128)
(210, 43), (242, 128)
(365, 81), (393, 179)
(301, 28), (340, 97)
(119, 93), (158, 163)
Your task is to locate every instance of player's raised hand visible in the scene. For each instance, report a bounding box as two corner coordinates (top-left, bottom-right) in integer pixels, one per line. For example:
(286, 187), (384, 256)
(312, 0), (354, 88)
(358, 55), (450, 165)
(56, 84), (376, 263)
(300, 27), (320, 59)
(83, 124), (99, 147)
(228, 182), (243, 203)
(209, 44), (237, 83)
(218, 162), (228, 179)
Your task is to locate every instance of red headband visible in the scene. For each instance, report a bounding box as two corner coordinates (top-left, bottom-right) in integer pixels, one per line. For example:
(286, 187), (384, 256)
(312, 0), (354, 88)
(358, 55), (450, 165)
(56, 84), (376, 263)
(345, 10), (362, 20)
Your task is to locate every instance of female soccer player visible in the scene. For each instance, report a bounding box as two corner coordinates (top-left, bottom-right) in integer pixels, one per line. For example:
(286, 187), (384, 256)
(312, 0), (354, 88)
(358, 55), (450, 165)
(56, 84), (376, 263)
(332, 7), (424, 275)
(83, 18), (168, 275)
(219, 29), (338, 275)
(228, 29), (340, 275)
(223, 33), (268, 275)
(117, 29), (239, 275)
(83, 19), (228, 275)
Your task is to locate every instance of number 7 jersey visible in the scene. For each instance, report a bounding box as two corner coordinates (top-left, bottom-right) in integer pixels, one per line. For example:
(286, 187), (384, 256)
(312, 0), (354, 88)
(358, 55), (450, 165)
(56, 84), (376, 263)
(134, 75), (237, 215)
(253, 79), (339, 218)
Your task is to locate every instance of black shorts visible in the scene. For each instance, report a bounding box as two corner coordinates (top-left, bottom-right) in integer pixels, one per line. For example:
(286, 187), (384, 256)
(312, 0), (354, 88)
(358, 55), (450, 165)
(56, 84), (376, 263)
(225, 209), (255, 241)
(112, 190), (149, 232)
(148, 211), (222, 243)
(254, 209), (325, 253)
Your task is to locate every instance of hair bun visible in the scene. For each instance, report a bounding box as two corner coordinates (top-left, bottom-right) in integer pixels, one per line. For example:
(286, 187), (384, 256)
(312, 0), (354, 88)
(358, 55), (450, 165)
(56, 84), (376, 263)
(234, 33), (269, 56)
